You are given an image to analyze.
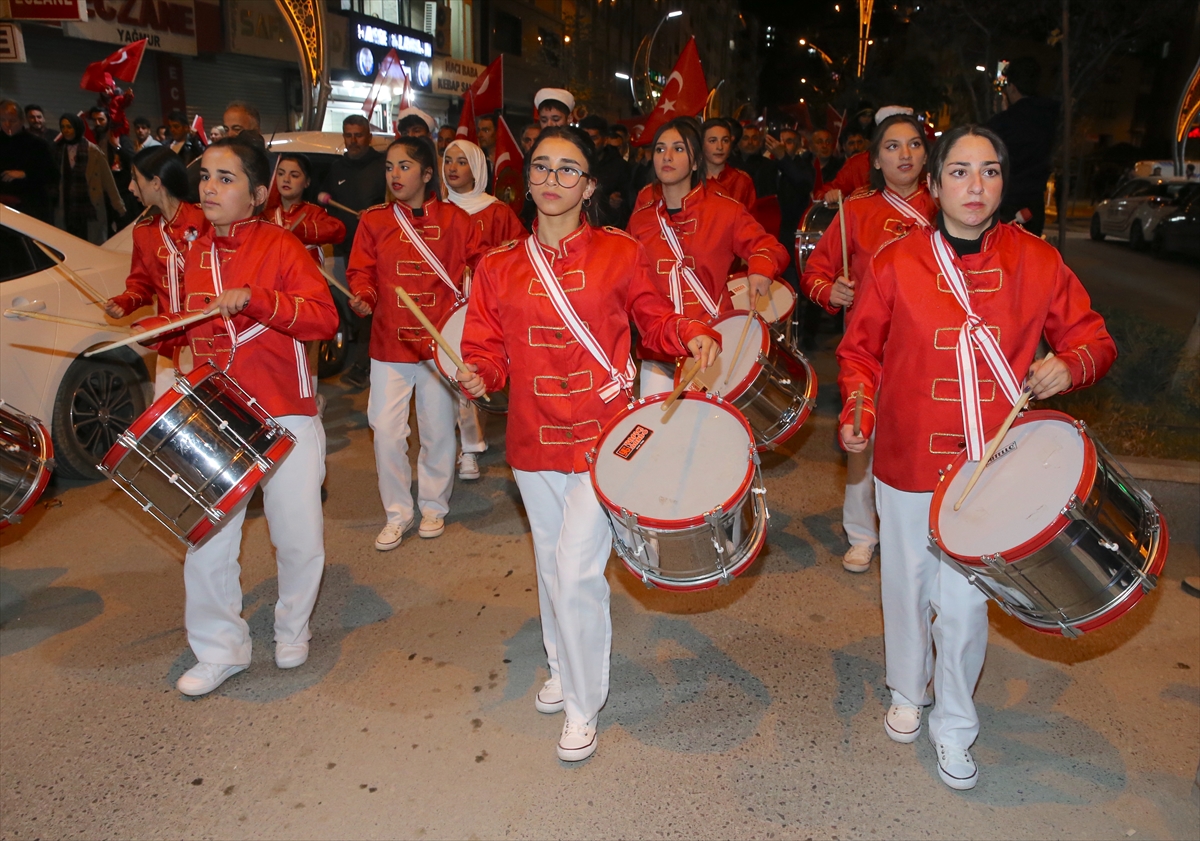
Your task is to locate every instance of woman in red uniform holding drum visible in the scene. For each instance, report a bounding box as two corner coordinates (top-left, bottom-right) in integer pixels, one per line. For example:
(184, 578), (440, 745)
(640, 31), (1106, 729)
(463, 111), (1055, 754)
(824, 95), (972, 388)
(104, 146), (208, 397)
(347, 136), (485, 552)
(441, 138), (524, 481)
(456, 127), (720, 762)
(800, 108), (938, 575)
(837, 124), (1115, 790)
(133, 136), (339, 696)
(627, 117), (788, 395)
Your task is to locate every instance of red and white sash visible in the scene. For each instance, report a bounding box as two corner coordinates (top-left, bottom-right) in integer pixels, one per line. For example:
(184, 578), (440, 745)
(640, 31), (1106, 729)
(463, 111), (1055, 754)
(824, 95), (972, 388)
(657, 210), (720, 318)
(930, 231), (1022, 461)
(393, 204), (463, 303)
(524, 235), (636, 403)
(881, 189), (931, 228)
(160, 218), (184, 312)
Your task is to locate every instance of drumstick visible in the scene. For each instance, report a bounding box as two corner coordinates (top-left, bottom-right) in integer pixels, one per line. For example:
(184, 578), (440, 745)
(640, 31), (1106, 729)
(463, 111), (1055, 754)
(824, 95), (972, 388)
(661, 359), (702, 420)
(724, 294), (759, 386)
(318, 265), (353, 298)
(953, 388), (1032, 511)
(838, 193), (850, 304)
(288, 212), (306, 231)
(394, 284), (489, 402)
(4, 308), (133, 334)
(852, 384), (864, 436)
(33, 240), (107, 307)
(325, 198), (362, 218)
(84, 308), (218, 358)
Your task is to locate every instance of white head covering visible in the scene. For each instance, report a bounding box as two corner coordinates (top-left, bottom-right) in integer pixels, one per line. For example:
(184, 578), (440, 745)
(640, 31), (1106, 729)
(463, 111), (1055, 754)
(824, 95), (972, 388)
(441, 139), (497, 215)
(874, 105), (914, 124)
(534, 88), (575, 113)
(398, 106), (436, 133)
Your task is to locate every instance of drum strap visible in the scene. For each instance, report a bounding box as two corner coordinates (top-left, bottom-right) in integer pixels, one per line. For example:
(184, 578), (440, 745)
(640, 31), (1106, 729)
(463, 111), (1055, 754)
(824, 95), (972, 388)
(881, 190), (931, 228)
(930, 231), (1023, 461)
(524, 235), (636, 403)
(392, 204), (464, 303)
(656, 211), (720, 318)
(159, 218), (184, 313)
(208, 244), (242, 372)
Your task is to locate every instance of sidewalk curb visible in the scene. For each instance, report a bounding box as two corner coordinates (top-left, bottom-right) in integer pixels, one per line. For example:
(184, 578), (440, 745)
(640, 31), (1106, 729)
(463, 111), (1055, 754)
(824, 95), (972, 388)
(1118, 456), (1200, 485)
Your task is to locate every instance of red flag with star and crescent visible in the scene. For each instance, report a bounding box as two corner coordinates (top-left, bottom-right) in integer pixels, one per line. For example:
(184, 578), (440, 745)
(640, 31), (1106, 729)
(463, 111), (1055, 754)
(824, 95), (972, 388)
(629, 37), (707, 147)
(493, 115), (524, 215)
(467, 56), (504, 116)
(80, 39), (147, 92)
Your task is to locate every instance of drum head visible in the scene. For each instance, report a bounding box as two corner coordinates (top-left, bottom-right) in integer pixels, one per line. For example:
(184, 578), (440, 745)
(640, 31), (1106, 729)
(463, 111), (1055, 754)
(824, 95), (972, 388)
(802, 201), (837, 233)
(433, 305), (466, 381)
(728, 281), (796, 325)
(692, 314), (767, 397)
(937, 416), (1086, 559)
(593, 395), (754, 527)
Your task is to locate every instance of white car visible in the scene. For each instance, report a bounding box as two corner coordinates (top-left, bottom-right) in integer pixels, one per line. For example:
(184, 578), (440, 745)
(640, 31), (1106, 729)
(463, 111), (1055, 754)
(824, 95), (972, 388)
(1090, 176), (1192, 248)
(1128, 182), (1200, 251)
(0, 204), (153, 479)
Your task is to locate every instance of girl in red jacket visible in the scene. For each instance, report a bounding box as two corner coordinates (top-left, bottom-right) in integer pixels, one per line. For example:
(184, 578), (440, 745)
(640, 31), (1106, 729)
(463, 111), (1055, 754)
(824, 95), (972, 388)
(457, 127), (720, 763)
(347, 137), (485, 552)
(272, 152), (346, 266)
(701, 118), (756, 208)
(627, 117), (788, 395)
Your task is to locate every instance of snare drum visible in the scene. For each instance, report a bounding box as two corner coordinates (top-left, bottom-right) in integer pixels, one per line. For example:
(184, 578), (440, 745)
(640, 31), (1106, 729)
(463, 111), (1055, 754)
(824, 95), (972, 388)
(685, 312), (816, 451)
(795, 201), (837, 273)
(590, 392), (768, 591)
(930, 410), (1169, 638)
(430, 301), (508, 414)
(727, 276), (797, 326)
(99, 363), (296, 546)
(0, 402), (54, 530)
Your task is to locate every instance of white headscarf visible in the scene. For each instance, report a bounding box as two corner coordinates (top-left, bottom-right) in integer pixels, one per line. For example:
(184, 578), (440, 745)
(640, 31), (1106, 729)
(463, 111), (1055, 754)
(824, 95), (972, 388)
(441, 139), (497, 216)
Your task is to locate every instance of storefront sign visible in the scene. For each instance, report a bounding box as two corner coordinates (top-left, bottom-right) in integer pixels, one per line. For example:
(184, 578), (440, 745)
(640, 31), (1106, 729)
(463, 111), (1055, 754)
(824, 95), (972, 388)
(156, 51), (185, 120)
(65, 0), (197, 56)
(431, 56), (485, 97)
(225, 0), (296, 63)
(0, 22), (28, 62)
(0, 0), (86, 21)
(344, 14), (432, 92)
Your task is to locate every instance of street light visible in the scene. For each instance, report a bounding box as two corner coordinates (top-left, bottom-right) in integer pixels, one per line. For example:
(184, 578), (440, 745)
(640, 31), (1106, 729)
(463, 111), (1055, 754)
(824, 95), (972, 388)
(799, 38), (834, 66)
(614, 72), (630, 80)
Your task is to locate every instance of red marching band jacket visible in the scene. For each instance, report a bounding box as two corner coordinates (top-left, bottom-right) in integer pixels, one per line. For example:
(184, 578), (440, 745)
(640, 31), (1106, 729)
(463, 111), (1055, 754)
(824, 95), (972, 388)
(470, 200), (526, 249)
(800, 184), (938, 314)
(110, 201), (208, 316)
(627, 181), (789, 364)
(270, 201), (346, 265)
(135, 218), (339, 418)
(460, 223), (722, 475)
(837, 222), (1117, 493)
(346, 196), (486, 364)
(817, 151), (871, 200)
(708, 165), (757, 208)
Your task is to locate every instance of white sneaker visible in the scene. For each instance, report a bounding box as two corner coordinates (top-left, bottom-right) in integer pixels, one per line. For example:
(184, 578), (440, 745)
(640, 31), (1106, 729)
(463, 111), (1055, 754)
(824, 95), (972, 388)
(930, 734), (979, 790)
(457, 452), (481, 481)
(375, 522), (405, 551)
(535, 677), (565, 713)
(275, 642), (309, 669)
(884, 704), (922, 743)
(557, 718), (598, 762)
(843, 543), (875, 573)
(418, 515), (445, 539)
(176, 662), (247, 696)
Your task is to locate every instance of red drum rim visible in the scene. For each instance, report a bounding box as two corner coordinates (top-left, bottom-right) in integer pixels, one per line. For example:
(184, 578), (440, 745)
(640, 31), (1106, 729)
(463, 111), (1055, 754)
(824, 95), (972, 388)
(930, 409), (1098, 565)
(429, 300), (469, 383)
(702, 311), (771, 403)
(183, 434), (296, 546)
(589, 391), (758, 531)
(617, 520), (768, 592)
(0, 416), (55, 530)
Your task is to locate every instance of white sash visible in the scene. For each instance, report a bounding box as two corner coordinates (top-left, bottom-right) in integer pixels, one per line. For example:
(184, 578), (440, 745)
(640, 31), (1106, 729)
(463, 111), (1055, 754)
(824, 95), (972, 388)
(881, 190), (931, 228)
(930, 231), (1023, 461)
(657, 210), (720, 317)
(392, 204), (463, 303)
(524, 235), (636, 403)
(160, 217), (184, 312)
(277, 206), (325, 267)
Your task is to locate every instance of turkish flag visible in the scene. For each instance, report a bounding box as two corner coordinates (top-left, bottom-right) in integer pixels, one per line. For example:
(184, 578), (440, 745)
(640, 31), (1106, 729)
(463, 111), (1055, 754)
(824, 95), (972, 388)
(362, 49), (407, 122)
(80, 39), (147, 92)
(456, 90), (477, 143)
(493, 116), (524, 215)
(826, 105), (846, 138)
(191, 114), (209, 146)
(467, 56), (503, 116)
(630, 37), (707, 146)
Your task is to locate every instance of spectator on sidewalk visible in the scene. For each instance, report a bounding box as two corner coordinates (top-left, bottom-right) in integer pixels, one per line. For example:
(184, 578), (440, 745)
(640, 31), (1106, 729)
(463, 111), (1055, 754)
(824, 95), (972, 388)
(987, 56), (1058, 235)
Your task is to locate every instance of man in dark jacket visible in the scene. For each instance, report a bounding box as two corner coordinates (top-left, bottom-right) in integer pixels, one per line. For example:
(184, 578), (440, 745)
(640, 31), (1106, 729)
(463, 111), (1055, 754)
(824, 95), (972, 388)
(987, 57), (1058, 235)
(0, 100), (57, 223)
(578, 114), (631, 227)
(733, 123), (778, 198)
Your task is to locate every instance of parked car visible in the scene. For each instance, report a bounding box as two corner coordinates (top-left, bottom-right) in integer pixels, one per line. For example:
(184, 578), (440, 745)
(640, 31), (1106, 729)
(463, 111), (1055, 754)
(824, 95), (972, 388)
(1125, 182), (1200, 250)
(0, 204), (153, 479)
(1152, 188), (1200, 259)
(1091, 176), (1192, 246)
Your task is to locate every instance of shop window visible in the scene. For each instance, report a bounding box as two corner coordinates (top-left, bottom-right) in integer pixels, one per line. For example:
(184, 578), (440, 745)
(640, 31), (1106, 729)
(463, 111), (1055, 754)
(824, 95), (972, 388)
(538, 27), (561, 67)
(494, 9), (521, 56)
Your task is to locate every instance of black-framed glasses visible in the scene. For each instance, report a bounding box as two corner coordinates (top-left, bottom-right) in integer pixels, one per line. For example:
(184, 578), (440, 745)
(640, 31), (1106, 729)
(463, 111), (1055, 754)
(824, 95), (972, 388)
(529, 163), (590, 188)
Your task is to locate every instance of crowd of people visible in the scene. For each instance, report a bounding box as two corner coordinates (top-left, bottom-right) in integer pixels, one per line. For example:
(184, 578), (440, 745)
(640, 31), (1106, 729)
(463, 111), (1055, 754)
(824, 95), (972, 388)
(0, 61), (1116, 792)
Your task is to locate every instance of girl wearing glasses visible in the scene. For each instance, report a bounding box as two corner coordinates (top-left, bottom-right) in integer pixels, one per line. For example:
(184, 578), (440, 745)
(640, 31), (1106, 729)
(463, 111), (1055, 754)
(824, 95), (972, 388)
(347, 136), (486, 553)
(627, 117), (789, 395)
(456, 127), (721, 763)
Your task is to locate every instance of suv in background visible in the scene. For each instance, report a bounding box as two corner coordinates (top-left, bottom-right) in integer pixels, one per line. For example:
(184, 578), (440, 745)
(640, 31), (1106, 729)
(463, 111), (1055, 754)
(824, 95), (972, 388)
(1091, 176), (1192, 247)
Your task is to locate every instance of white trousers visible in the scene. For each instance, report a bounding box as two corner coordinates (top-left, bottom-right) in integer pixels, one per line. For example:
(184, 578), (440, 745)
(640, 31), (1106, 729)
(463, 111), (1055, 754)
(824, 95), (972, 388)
(638, 359), (676, 398)
(368, 359), (456, 526)
(876, 479), (989, 749)
(183, 414), (327, 665)
(513, 469), (613, 725)
(456, 395), (487, 454)
(152, 352), (176, 400)
(843, 433), (878, 546)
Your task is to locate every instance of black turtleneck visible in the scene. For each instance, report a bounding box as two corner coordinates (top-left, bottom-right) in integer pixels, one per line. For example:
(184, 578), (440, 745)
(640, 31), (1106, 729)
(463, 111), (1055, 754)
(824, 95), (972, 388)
(937, 211), (998, 257)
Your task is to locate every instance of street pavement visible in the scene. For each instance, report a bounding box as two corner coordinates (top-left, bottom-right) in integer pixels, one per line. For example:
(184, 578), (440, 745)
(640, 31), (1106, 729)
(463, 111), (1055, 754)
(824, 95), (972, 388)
(2, 338), (1198, 841)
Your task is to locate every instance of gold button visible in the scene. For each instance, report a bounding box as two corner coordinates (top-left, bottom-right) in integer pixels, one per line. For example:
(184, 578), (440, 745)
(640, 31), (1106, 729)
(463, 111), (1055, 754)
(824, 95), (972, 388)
(565, 430), (573, 440)
(203, 296), (211, 303)
(555, 331), (563, 340)
(560, 380), (569, 390)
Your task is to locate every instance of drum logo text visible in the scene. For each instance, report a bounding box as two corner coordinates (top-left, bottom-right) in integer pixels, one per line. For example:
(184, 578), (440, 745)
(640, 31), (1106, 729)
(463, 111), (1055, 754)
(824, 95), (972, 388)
(987, 440), (1018, 466)
(614, 425), (654, 460)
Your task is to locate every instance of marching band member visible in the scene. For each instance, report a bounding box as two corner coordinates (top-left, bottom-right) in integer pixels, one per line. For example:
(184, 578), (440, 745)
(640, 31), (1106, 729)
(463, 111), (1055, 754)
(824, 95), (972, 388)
(837, 125), (1115, 789)
(457, 127), (721, 762)
(819, 127), (872, 201)
(701, 118), (756, 208)
(800, 108), (938, 574)
(272, 152), (346, 267)
(104, 146), (208, 398)
(627, 117), (788, 395)
(441, 138), (524, 481)
(347, 136), (485, 551)
(133, 136), (339, 696)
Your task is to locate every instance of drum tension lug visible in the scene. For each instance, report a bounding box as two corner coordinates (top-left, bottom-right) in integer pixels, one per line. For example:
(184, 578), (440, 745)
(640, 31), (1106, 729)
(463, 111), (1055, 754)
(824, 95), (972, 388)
(980, 552), (1007, 569)
(1057, 621), (1082, 640)
(1141, 573), (1158, 593)
(1060, 494), (1080, 517)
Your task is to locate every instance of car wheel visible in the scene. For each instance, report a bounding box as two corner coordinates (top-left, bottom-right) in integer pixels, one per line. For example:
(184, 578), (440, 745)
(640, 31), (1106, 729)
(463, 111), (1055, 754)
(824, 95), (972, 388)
(316, 315), (350, 379)
(1129, 221), (1146, 251)
(1151, 229), (1166, 258)
(1089, 214), (1105, 241)
(51, 357), (147, 479)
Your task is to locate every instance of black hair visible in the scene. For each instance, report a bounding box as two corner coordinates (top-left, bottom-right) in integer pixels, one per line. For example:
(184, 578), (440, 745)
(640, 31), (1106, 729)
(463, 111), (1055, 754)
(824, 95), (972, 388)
(205, 135), (273, 200)
(651, 117), (705, 190)
(609, 124), (628, 138)
(224, 100), (261, 126)
(476, 114), (497, 128)
(24, 103), (43, 114)
(276, 152), (314, 184)
(87, 106), (106, 118)
(928, 124), (1009, 192)
(578, 114), (608, 133)
(133, 116), (152, 129)
(343, 114), (370, 131)
(867, 114), (929, 191)
(132, 146), (189, 199)
(387, 135), (440, 199)
(58, 112), (86, 145)
(538, 99), (571, 117)
(167, 109), (188, 125)
(525, 126), (599, 225)
(1005, 56), (1041, 97)
(397, 114), (431, 134)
